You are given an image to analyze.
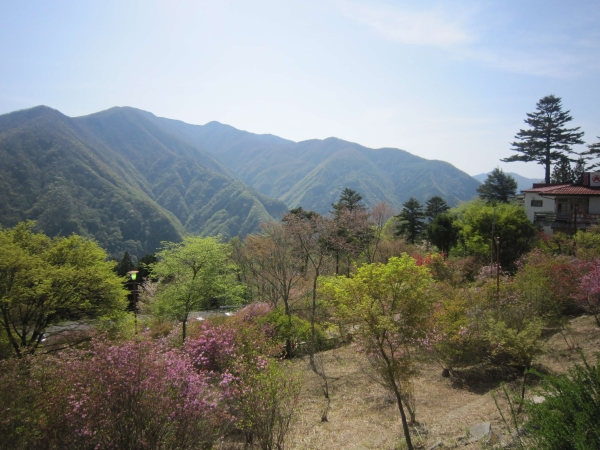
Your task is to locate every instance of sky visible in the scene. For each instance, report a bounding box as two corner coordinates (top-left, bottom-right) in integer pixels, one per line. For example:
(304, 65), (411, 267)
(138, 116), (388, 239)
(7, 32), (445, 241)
(1, 0), (599, 178)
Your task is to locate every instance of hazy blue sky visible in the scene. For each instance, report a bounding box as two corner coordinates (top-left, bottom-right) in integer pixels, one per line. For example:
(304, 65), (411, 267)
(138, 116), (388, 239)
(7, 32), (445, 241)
(1, 0), (599, 178)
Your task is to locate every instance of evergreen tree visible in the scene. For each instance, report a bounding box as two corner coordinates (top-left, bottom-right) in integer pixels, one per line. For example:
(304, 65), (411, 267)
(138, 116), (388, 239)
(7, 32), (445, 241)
(425, 196), (449, 222)
(395, 198), (426, 244)
(502, 95), (585, 184)
(115, 251), (135, 277)
(476, 168), (518, 203)
(550, 157), (575, 183)
(573, 155), (587, 183)
(584, 137), (600, 170)
(284, 206), (319, 222)
(426, 213), (458, 255)
(331, 188), (366, 217)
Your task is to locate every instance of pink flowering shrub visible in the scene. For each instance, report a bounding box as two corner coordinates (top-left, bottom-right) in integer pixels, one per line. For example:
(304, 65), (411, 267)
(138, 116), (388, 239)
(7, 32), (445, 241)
(576, 259), (600, 326)
(0, 303), (300, 450)
(184, 304), (301, 449)
(0, 340), (230, 450)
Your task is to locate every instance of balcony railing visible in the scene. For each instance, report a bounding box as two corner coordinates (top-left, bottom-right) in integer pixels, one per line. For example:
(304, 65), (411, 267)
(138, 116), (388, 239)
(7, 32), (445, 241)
(534, 212), (600, 225)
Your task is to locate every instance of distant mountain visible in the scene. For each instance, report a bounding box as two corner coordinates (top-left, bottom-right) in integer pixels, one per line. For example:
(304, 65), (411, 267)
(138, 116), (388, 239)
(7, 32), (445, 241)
(0, 106), (287, 258)
(0, 104), (483, 259)
(142, 113), (480, 213)
(472, 172), (543, 192)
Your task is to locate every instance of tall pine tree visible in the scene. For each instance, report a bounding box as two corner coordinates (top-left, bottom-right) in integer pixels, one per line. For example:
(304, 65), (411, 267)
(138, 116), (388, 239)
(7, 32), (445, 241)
(502, 95), (584, 184)
(425, 196), (449, 222)
(476, 168), (517, 203)
(395, 198), (426, 244)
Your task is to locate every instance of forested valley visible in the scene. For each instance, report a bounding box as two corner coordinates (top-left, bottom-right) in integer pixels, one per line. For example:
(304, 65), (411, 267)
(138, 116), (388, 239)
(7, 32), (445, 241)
(3, 95), (600, 449)
(2, 185), (600, 449)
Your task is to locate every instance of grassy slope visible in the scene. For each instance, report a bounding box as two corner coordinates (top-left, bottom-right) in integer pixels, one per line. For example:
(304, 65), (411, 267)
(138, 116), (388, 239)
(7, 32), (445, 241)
(286, 314), (600, 449)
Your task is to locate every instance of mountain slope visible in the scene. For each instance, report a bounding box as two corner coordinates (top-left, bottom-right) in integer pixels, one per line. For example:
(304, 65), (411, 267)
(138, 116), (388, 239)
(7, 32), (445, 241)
(472, 172), (542, 192)
(144, 115), (480, 213)
(0, 106), (184, 257)
(0, 106), (288, 257)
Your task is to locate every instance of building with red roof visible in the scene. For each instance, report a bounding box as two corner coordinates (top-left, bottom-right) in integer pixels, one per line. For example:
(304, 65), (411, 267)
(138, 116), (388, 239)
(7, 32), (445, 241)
(522, 173), (600, 234)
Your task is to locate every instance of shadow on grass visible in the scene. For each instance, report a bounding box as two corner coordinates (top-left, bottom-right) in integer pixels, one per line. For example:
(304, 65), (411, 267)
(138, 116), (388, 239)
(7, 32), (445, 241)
(449, 364), (522, 394)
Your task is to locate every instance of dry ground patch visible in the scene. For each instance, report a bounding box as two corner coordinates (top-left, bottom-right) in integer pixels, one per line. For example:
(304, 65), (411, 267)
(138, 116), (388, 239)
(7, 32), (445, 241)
(285, 315), (600, 449)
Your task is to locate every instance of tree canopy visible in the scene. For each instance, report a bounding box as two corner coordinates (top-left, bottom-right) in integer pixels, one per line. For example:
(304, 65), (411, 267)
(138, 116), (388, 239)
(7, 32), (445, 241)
(151, 236), (243, 341)
(452, 200), (538, 270)
(550, 157), (576, 184)
(502, 95), (584, 184)
(0, 222), (127, 357)
(330, 188), (366, 217)
(425, 196), (449, 222)
(322, 255), (434, 450)
(426, 213), (459, 255)
(395, 198), (426, 244)
(476, 168), (518, 203)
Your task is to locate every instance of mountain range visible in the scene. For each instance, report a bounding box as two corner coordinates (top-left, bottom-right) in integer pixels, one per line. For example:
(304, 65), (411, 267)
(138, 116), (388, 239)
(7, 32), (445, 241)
(472, 172), (542, 192)
(0, 105), (481, 258)
(137, 108), (480, 212)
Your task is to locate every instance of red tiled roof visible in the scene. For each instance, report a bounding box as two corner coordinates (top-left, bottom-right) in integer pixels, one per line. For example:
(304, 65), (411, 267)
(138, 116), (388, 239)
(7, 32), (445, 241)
(522, 184), (600, 195)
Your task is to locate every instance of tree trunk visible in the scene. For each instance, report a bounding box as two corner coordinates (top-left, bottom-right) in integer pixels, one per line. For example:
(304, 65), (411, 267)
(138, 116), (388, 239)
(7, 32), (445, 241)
(391, 378), (414, 450)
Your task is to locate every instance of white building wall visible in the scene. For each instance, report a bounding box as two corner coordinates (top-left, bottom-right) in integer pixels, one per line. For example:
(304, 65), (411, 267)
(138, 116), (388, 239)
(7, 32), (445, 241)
(523, 192), (555, 222)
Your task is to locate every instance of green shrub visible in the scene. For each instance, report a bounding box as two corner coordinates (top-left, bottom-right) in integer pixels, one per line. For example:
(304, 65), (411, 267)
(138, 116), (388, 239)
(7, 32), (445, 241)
(526, 356), (600, 449)
(262, 308), (327, 350)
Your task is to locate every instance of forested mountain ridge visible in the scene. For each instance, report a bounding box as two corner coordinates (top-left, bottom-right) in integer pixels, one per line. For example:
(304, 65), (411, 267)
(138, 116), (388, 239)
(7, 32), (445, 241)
(0, 106), (288, 258)
(141, 111), (481, 213)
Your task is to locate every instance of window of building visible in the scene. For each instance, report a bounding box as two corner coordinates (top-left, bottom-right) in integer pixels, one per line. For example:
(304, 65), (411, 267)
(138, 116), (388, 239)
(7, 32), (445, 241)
(556, 198), (589, 214)
(531, 199), (543, 207)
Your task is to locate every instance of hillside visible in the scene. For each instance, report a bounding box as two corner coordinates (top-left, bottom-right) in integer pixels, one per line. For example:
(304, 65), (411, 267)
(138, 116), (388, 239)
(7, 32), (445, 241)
(142, 112), (481, 213)
(0, 106), (288, 258)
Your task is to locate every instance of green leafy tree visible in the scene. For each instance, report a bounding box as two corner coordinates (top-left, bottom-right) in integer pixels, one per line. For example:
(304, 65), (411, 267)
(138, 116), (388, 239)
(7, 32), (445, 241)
(425, 196), (449, 222)
(502, 95), (585, 184)
(453, 200), (537, 270)
(476, 168), (518, 203)
(426, 213), (458, 255)
(395, 197), (426, 244)
(322, 255), (434, 450)
(0, 222), (127, 358)
(285, 206), (319, 221)
(152, 236), (243, 341)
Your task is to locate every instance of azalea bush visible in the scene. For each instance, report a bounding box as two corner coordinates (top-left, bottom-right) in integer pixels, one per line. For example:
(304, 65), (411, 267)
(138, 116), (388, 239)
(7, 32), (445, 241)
(0, 339), (229, 450)
(514, 249), (584, 321)
(575, 259), (600, 326)
(184, 303), (302, 449)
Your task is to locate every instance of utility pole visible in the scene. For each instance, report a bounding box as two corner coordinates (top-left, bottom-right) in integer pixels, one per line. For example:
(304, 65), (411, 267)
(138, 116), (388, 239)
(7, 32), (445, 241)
(495, 236), (500, 301)
(127, 270), (139, 335)
(490, 207), (496, 278)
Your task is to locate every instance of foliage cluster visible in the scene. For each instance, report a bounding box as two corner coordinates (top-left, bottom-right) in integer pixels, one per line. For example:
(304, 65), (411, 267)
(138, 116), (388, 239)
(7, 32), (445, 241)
(0, 303), (301, 450)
